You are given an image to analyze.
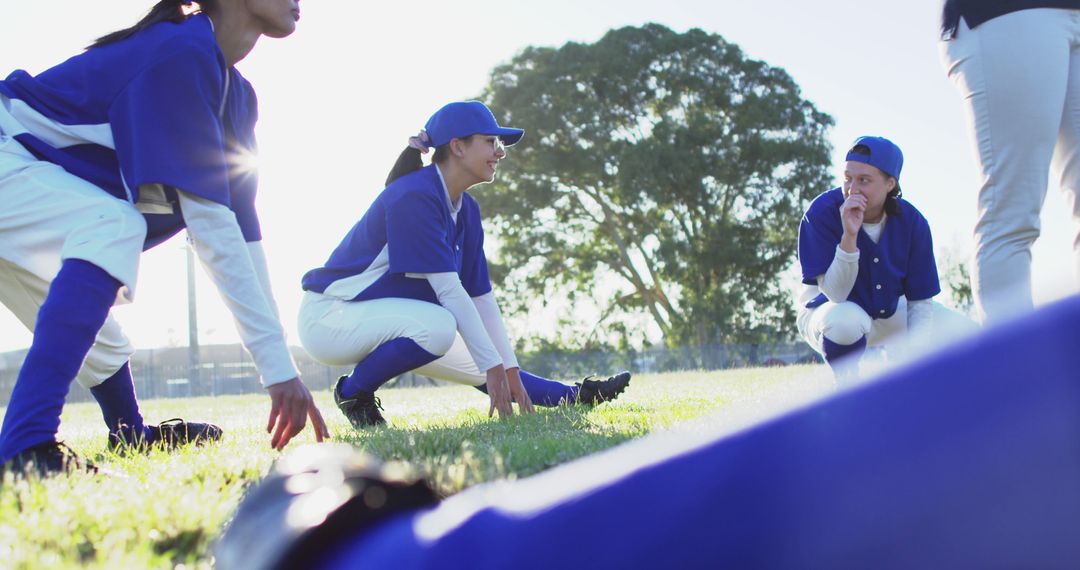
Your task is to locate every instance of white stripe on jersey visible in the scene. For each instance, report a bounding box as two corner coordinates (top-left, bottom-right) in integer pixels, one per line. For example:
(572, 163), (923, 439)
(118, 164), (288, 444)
(323, 244), (392, 300)
(1, 94), (114, 149)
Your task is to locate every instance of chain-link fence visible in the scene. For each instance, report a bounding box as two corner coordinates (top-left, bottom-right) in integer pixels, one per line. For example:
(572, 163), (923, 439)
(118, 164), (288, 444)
(519, 343), (818, 380)
(0, 342), (819, 405)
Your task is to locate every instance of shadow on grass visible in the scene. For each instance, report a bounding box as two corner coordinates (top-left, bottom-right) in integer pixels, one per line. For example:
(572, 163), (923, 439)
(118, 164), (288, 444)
(330, 405), (643, 495)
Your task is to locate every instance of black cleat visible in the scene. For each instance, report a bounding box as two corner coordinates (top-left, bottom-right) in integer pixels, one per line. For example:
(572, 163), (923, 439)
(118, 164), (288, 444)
(575, 371), (632, 405)
(334, 376), (386, 429)
(3, 440), (98, 477)
(109, 418), (223, 453)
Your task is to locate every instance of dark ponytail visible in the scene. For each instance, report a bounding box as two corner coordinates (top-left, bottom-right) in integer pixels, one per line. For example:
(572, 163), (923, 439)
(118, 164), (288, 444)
(88, 0), (214, 49)
(384, 144), (452, 186)
(884, 184), (902, 216)
(385, 147), (424, 186)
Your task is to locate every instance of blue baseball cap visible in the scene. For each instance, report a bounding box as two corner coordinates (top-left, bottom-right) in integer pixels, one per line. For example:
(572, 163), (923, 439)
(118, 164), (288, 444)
(845, 136), (903, 181)
(423, 101), (524, 148)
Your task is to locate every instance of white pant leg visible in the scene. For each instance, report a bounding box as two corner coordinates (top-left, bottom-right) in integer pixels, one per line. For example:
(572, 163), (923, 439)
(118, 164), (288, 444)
(941, 9), (1080, 324)
(799, 300), (872, 354)
(929, 300), (981, 339)
(800, 301), (871, 385)
(413, 334), (486, 387)
(867, 296), (908, 348)
(800, 299), (911, 354)
(800, 301), (873, 354)
(0, 131), (146, 301)
(1052, 19), (1080, 285)
(77, 317), (132, 389)
(0, 259), (133, 389)
(297, 292), (457, 367)
(0, 130), (143, 389)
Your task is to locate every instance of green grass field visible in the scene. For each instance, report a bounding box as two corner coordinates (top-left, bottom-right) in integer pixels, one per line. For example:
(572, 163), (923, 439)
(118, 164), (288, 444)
(0, 366), (833, 569)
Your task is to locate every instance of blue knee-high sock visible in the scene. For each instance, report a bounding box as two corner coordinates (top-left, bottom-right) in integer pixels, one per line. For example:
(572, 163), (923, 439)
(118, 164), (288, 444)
(89, 362), (148, 438)
(473, 369), (577, 407)
(822, 336), (867, 369)
(0, 260), (121, 461)
(339, 338), (441, 397)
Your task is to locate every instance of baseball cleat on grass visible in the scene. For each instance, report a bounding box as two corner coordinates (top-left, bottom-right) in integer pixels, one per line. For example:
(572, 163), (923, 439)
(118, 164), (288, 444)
(108, 418), (224, 454)
(575, 371), (632, 405)
(334, 376), (387, 429)
(4, 440), (99, 477)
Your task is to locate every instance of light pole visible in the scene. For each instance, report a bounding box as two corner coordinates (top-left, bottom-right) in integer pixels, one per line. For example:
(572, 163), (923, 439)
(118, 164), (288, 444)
(186, 233), (199, 395)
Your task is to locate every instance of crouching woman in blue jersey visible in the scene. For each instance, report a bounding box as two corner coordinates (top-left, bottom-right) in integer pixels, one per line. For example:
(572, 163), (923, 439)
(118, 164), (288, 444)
(299, 102), (630, 428)
(0, 0), (328, 476)
(797, 137), (944, 384)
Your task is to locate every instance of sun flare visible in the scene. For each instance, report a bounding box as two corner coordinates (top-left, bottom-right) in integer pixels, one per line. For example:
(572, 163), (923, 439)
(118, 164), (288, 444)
(229, 147), (259, 177)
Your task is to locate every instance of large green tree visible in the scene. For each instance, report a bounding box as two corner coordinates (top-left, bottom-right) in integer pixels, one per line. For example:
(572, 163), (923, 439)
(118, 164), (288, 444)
(479, 23), (834, 347)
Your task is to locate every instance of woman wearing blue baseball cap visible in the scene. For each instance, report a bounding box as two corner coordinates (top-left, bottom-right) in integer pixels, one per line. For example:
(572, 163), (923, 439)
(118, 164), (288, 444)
(299, 101), (630, 428)
(796, 137), (944, 383)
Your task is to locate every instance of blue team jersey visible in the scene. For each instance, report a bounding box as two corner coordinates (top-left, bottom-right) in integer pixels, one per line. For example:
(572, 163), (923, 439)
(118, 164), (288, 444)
(302, 165), (493, 304)
(798, 188), (941, 319)
(0, 13), (262, 247)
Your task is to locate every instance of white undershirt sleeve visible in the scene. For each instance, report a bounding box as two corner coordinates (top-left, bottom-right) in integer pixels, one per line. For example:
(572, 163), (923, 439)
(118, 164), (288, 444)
(816, 245), (860, 303)
(176, 190), (299, 386)
(246, 241), (281, 321)
(422, 272), (502, 372)
(472, 292), (519, 369)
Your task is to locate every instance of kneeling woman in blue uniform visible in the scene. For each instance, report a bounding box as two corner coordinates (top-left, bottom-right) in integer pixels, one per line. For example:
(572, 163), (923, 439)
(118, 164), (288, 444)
(0, 0), (328, 475)
(797, 137), (942, 383)
(300, 102), (629, 428)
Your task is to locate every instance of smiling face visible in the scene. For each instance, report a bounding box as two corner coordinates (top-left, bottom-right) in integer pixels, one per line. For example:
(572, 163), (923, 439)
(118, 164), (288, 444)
(453, 135), (507, 185)
(244, 0), (301, 38)
(843, 160), (895, 221)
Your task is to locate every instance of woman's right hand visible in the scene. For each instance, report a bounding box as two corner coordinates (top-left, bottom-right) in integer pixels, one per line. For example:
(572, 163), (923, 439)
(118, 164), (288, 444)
(485, 365), (514, 419)
(266, 377), (330, 450)
(506, 367), (535, 415)
(839, 193), (866, 252)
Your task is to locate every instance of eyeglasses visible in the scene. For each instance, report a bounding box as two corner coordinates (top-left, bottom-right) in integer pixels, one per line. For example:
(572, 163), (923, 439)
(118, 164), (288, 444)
(486, 136), (506, 155)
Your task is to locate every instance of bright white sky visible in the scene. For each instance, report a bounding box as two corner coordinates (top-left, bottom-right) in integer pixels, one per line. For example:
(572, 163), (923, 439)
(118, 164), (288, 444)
(0, 0), (1075, 353)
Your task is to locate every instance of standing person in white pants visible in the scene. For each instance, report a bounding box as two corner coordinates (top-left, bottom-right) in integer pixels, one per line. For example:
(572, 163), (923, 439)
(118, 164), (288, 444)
(0, 0), (329, 477)
(940, 1), (1080, 324)
(299, 101), (631, 429)
(797, 137), (942, 384)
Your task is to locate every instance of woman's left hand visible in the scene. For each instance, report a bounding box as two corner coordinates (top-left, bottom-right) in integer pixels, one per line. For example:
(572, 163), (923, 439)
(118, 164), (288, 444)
(506, 368), (535, 414)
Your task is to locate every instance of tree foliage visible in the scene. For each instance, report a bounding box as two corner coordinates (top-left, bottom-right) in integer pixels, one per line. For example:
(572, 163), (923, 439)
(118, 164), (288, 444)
(939, 250), (974, 316)
(479, 24), (834, 346)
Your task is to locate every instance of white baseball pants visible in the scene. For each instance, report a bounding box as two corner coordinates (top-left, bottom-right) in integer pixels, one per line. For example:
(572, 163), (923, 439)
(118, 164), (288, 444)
(298, 292), (488, 387)
(941, 8), (1080, 324)
(797, 297), (909, 356)
(0, 125), (144, 388)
